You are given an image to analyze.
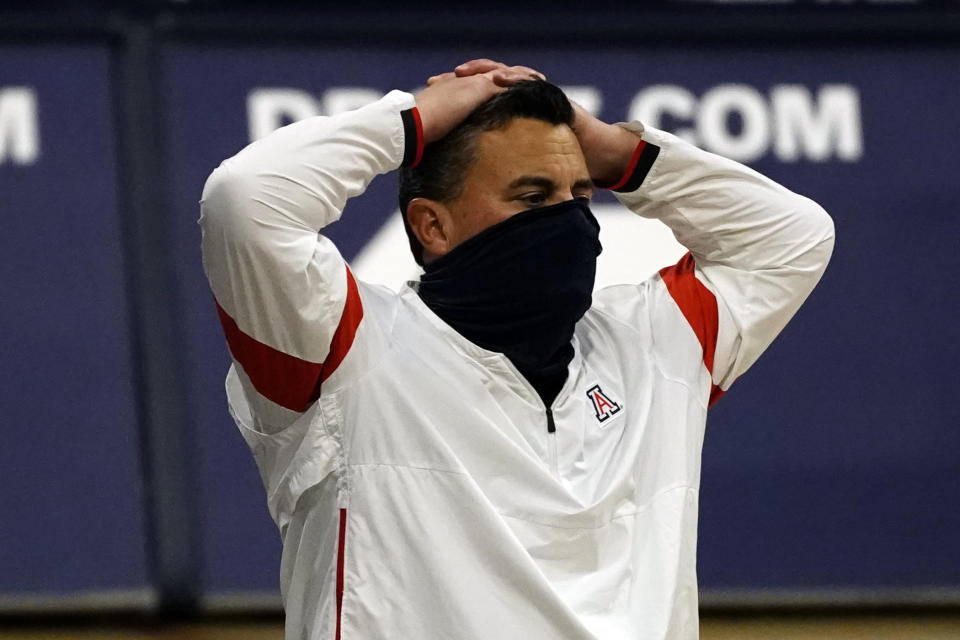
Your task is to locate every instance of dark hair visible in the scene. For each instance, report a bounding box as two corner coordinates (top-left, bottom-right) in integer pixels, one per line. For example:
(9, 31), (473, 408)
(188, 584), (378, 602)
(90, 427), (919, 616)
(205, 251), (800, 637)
(398, 80), (575, 266)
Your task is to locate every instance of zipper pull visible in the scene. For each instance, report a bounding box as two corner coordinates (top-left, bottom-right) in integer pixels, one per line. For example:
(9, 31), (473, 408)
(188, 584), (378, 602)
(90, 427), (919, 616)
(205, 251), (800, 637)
(546, 408), (556, 434)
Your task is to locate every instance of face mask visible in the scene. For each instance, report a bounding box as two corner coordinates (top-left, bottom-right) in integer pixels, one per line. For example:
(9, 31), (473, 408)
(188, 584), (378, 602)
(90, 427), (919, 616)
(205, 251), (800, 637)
(417, 198), (602, 405)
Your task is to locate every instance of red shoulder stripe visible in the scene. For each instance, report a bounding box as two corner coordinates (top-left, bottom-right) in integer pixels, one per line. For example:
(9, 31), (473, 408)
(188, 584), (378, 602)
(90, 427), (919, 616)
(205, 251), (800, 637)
(709, 385), (725, 408)
(659, 252), (722, 406)
(214, 266), (364, 412)
(319, 267), (363, 384)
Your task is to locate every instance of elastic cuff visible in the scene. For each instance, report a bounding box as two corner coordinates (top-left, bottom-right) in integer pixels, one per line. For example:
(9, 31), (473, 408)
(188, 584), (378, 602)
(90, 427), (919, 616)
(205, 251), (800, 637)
(601, 140), (660, 193)
(400, 107), (425, 168)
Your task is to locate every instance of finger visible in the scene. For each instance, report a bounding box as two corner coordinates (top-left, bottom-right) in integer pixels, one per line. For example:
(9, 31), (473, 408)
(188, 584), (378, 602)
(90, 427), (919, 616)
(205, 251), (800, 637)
(490, 68), (546, 87)
(490, 69), (524, 87)
(454, 58), (506, 77)
(426, 72), (456, 86)
(507, 65), (547, 81)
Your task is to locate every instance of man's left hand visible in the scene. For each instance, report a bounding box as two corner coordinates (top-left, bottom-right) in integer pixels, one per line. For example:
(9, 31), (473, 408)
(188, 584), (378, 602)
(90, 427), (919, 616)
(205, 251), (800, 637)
(449, 59), (642, 186)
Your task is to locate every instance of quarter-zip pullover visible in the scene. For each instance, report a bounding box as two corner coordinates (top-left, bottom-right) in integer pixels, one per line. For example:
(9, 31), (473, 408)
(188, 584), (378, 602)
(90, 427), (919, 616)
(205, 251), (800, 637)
(200, 90), (834, 639)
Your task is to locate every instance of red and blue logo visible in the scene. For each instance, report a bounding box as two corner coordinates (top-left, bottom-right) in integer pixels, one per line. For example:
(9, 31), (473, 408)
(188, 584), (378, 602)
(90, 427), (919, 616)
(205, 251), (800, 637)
(587, 384), (622, 423)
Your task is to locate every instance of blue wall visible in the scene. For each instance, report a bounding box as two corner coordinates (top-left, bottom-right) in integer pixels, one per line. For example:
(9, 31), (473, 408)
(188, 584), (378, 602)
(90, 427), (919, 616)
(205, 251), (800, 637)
(2, 35), (957, 606)
(0, 46), (149, 596)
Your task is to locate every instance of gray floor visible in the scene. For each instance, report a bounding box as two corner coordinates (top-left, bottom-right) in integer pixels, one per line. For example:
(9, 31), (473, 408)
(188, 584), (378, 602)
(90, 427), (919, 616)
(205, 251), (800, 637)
(2, 615), (960, 640)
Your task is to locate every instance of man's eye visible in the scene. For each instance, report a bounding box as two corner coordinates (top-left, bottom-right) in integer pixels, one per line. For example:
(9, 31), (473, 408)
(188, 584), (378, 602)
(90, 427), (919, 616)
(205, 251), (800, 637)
(521, 193), (547, 206)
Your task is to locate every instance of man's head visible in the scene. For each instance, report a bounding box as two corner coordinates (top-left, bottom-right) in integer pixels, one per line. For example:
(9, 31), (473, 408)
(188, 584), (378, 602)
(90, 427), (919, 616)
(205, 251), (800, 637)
(399, 80), (592, 266)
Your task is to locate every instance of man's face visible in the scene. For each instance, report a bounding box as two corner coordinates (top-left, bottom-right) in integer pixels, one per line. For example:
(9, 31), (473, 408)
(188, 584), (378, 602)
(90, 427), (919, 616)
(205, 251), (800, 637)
(441, 117), (594, 252)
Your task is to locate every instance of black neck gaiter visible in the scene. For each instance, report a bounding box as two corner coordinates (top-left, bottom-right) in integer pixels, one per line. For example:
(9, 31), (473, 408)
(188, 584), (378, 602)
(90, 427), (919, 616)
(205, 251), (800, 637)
(417, 199), (602, 406)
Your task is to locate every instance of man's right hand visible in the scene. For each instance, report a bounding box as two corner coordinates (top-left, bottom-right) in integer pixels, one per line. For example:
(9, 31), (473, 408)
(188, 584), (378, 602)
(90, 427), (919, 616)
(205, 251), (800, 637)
(414, 59), (545, 144)
(429, 58), (642, 186)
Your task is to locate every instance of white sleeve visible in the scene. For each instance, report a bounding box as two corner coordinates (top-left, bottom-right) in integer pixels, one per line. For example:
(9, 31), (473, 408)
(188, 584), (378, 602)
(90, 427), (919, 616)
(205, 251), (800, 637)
(200, 89), (422, 419)
(610, 123), (835, 397)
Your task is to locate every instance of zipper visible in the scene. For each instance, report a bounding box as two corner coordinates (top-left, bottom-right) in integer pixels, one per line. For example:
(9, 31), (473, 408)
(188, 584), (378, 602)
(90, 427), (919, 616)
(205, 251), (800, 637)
(545, 408), (559, 476)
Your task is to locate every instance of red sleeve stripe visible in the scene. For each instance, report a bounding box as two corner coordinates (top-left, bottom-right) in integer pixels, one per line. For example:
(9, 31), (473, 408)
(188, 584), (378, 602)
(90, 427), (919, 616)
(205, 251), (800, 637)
(604, 140), (647, 191)
(659, 252), (722, 406)
(600, 139), (661, 193)
(335, 507), (347, 640)
(214, 266), (364, 412)
(411, 107), (425, 167)
(400, 107), (425, 168)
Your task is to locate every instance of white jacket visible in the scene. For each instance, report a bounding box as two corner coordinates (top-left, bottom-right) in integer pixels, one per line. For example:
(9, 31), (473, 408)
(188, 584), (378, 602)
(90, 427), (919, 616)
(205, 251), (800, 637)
(200, 89), (834, 640)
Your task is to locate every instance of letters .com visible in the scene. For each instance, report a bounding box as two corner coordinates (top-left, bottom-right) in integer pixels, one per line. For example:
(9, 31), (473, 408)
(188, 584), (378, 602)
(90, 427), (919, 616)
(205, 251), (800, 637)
(0, 84), (863, 167)
(248, 84), (863, 164)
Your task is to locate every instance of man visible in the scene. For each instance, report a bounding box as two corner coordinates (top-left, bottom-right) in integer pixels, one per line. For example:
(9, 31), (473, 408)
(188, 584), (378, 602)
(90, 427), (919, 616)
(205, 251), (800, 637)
(201, 59), (834, 639)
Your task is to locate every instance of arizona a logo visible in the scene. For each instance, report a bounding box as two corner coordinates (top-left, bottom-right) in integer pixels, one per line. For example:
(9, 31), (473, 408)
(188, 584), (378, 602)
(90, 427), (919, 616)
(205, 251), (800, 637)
(587, 384), (622, 423)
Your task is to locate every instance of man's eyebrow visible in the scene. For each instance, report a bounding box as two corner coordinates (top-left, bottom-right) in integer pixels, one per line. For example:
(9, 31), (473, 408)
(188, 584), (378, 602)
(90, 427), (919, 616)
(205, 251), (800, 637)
(573, 178), (595, 193)
(507, 176), (595, 193)
(508, 175), (557, 191)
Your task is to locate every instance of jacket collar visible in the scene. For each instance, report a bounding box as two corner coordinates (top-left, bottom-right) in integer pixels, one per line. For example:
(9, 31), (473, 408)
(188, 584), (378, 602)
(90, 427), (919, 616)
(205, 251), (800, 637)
(400, 283), (583, 409)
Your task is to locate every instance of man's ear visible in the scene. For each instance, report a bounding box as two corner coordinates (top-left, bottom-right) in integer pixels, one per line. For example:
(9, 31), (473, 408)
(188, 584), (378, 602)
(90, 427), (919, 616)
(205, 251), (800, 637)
(406, 197), (453, 261)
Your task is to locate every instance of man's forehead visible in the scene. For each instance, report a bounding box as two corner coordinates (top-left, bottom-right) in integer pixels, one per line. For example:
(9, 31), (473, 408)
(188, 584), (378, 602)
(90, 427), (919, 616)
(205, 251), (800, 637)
(477, 118), (579, 151)
(473, 118), (588, 177)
